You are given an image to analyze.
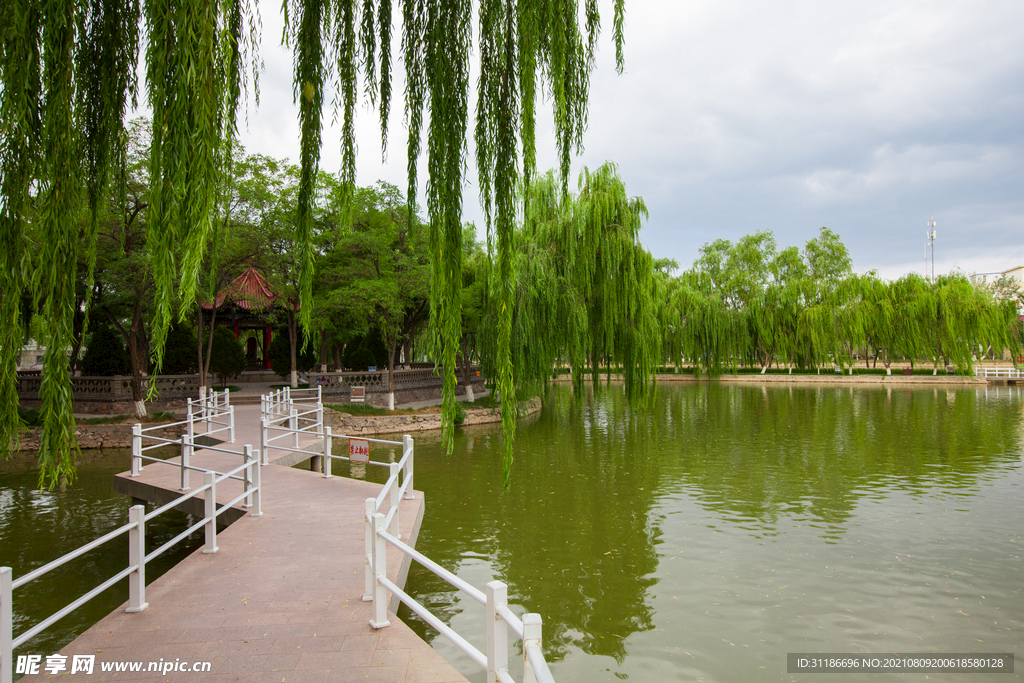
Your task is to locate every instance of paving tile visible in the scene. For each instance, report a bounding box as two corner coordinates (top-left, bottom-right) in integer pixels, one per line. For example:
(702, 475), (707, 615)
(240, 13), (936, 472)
(340, 633), (381, 652)
(248, 670), (331, 683)
(294, 650), (374, 670)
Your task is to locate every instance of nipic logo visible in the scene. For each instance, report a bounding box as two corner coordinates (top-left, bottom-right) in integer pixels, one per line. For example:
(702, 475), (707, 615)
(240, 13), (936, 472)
(16, 654), (95, 675)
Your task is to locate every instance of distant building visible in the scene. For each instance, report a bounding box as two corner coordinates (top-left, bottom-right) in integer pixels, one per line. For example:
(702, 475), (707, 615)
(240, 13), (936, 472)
(16, 341), (46, 370)
(972, 266), (1024, 286)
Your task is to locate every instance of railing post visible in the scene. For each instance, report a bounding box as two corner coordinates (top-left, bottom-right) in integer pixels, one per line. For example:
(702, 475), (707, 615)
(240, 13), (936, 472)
(402, 435), (414, 499)
(229, 405), (236, 443)
(243, 445), (253, 508)
(126, 505), (148, 613)
(203, 471), (218, 554)
(323, 427), (333, 478)
(179, 432), (191, 491)
(369, 512), (390, 629)
(187, 399), (194, 441)
(131, 424), (142, 476)
(363, 499), (374, 602)
(251, 450), (263, 517)
(2, 567), (12, 683)
(291, 407), (298, 449)
(224, 387), (230, 406)
(389, 462), (401, 539)
(199, 387), (208, 432)
(486, 582), (509, 682)
(523, 614), (543, 683)
(260, 418), (270, 465)
(317, 401), (324, 433)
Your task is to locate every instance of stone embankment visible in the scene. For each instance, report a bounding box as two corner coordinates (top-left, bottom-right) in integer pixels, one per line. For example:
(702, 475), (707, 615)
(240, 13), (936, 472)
(12, 422), (181, 452)
(326, 396), (542, 436)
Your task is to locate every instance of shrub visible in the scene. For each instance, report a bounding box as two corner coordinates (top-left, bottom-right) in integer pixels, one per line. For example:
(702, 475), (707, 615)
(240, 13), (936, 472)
(454, 402), (466, 426)
(81, 322), (130, 376)
(208, 327), (247, 383)
(268, 327), (318, 377)
(345, 346), (378, 372)
(342, 331), (389, 370)
(163, 321), (198, 374)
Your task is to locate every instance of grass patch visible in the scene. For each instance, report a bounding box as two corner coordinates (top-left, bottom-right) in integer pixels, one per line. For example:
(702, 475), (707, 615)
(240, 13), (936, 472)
(463, 394), (500, 409)
(211, 385), (241, 392)
(722, 366), (966, 376)
(270, 383), (310, 390)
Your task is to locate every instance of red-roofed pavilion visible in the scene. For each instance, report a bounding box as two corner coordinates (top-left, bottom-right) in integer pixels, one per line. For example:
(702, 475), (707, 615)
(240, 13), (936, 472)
(201, 268), (291, 370)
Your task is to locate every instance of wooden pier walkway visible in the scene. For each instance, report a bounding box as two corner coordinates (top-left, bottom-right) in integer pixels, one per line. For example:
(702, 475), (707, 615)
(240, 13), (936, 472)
(52, 404), (467, 682)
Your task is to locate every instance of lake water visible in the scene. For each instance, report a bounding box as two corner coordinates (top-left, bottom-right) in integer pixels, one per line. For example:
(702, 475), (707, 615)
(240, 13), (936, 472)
(0, 447), (204, 663)
(350, 382), (1024, 682)
(3, 383), (1022, 682)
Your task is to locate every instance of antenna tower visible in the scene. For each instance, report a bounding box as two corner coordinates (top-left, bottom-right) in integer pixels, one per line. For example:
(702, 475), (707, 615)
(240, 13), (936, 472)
(926, 218), (937, 283)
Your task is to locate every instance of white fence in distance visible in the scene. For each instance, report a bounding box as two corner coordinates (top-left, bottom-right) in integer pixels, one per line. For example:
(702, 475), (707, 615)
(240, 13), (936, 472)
(975, 367), (1023, 378)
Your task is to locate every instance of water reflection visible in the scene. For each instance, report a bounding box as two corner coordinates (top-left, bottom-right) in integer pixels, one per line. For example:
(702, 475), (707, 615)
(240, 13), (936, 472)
(0, 448), (206, 660)
(397, 383), (1023, 681)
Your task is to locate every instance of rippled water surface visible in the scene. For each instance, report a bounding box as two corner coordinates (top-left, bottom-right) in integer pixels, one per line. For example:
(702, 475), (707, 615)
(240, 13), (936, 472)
(0, 447), (205, 662)
(353, 383), (1023, 682)
(3, 384), (1022, 683)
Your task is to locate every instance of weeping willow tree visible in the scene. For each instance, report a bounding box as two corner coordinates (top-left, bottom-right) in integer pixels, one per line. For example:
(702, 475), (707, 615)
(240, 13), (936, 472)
(665, 269), (746, 377)
(1, 0), (149, 486)
(2, 0), (628, 486)
(927, 273), (1019, 373)
(282, 0), (627, 475)
(479, 163), (660, 485)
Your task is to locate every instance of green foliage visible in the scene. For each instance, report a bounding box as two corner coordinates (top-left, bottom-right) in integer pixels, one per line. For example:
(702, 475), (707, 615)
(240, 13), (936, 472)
(162, 321), (198, 375)
(476, 163), (660, 486)
(668, 230), (1021, 374)
(208, 327), (247, 382)
(81, 323), (131, 376)
(1, 0), (626, 486)
(344, 346), (379, 372)
(453, 402), (466, 426)
(316, 182), (429, 380)
(18, 407), (43, 428)
(268, 327), (317, 377)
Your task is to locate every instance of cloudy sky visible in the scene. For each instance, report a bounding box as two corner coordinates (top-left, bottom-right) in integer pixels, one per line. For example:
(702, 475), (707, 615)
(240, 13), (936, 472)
(233, 0), (1024, 280)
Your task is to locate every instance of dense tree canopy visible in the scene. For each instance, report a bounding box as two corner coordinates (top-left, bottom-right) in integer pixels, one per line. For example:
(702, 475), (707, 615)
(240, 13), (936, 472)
(1, 0), (629, 486)
(667, 229), (1020, 376)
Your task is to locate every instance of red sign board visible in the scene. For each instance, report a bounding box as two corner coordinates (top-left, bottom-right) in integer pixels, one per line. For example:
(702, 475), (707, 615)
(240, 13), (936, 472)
(349, 438), (370, 463)
(351, 386), (365, 403)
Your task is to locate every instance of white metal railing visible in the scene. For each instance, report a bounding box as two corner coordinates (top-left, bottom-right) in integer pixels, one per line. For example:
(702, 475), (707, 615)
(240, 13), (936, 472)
(361, 445), (554, 683)
(259, 386), (326, 466)
(130, 389), (236, 489)
(975, 367), (1023, 378)
(0, 447), (262, 683)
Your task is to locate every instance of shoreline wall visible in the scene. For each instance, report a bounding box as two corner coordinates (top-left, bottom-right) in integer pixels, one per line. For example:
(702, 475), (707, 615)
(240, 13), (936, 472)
(325, 396), (543, 436)
(11, 423), (181, 452)
(552, 373), (989, 387)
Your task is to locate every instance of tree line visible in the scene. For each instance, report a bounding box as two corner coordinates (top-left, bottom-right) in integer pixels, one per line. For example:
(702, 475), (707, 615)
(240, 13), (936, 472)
(664, 229), (1020, 376)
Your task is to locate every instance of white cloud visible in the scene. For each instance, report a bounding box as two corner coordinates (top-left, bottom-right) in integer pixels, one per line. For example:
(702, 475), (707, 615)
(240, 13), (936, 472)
(214, 0), (1024, 277)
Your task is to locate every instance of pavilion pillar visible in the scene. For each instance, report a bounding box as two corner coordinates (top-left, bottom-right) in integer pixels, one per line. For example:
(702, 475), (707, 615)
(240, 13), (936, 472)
(264, 325), (272, 369)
